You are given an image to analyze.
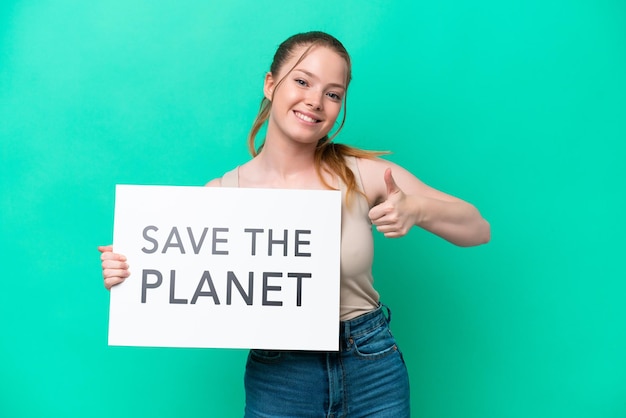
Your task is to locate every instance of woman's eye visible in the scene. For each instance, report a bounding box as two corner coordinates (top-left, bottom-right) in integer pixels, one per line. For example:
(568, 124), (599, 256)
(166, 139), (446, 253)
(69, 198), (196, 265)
(327, 92), (342, 101)
(295, 79), (307, 86)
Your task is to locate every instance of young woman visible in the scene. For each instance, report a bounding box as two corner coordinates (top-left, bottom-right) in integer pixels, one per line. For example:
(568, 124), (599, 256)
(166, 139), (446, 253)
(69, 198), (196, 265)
(100, 31), (490, 417)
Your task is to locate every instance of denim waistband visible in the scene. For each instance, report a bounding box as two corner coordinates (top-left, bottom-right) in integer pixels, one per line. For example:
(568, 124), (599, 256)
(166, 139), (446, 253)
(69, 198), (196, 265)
(339, 303), (391, 341)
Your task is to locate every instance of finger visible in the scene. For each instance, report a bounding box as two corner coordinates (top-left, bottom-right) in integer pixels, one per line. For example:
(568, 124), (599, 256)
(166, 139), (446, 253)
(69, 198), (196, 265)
(369, 203), (399, 225)
(104, 276), (128, 290)
(98, 245), (113, 253)
(100, 251), (127, 262)
(102, 259), (129, 271)
(368, 204), (386, 223)
(384, 168), (401, 196)
(375, 224), (398, 238)
(369, 207), (395, 224)
(375, 221), (398, 233)
(103, 267), (130, 279)
(375, 225), (405, 239)
(371, 216), (395, 227)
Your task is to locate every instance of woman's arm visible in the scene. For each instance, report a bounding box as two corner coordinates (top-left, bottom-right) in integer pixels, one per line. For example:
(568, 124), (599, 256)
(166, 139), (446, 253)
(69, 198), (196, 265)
(357, 158), (490, 247)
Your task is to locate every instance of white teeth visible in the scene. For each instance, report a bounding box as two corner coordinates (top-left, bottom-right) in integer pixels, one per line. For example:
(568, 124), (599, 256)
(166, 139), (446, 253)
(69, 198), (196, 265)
(295, 111), (318, 123)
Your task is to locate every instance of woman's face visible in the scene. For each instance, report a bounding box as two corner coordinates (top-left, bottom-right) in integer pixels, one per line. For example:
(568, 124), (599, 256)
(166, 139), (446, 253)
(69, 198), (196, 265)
(264, 45), (348, 147)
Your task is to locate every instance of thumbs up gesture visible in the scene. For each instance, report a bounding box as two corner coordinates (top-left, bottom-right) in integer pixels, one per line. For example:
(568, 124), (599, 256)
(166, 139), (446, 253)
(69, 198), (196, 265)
(368, 168), (417, 238)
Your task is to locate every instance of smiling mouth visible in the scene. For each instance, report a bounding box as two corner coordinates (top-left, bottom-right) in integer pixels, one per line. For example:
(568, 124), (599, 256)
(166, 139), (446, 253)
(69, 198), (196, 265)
(294, 111), (321, 123)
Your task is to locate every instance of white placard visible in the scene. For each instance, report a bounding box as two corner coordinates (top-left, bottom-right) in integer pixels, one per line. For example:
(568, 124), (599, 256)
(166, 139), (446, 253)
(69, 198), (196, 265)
(109, 185), (341, 350)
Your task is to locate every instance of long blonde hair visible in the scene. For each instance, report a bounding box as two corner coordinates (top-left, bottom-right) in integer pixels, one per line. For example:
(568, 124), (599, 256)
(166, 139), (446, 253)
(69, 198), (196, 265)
(247, 31), (386, 203)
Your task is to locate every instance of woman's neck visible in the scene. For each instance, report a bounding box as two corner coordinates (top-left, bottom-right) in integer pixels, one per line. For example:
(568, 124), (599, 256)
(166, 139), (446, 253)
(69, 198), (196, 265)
(258, 146), (314, 175)
(239, 141), (330, 189)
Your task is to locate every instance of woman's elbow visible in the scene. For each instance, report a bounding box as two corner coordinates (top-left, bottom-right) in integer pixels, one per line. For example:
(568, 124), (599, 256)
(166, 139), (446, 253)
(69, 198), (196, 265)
(474, 219), (491, 246)
(481, 220), (491, 244)
(455, 219), (490, 247)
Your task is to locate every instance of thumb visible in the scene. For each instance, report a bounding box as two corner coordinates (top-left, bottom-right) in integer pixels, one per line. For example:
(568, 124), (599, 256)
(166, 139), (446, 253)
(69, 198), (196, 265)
(384, 168), (401, 197)
(98, 245), (113, 254)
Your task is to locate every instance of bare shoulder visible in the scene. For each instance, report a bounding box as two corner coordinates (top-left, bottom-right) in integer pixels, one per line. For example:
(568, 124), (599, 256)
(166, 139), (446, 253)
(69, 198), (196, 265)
(205, 162), (244, 187)
(205, 178), (221, 187)
(355, 156), (394, 176)
(356, 156), (462, 203)
(357, 157), (414, 204)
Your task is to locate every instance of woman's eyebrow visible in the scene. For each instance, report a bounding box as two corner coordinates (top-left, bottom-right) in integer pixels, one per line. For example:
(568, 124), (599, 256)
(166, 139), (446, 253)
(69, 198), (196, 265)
(293, 69), (346, 90)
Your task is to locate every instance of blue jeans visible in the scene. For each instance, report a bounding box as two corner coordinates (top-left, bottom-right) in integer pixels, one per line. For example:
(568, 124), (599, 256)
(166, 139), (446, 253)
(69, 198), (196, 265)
(244, 305), (410, 417)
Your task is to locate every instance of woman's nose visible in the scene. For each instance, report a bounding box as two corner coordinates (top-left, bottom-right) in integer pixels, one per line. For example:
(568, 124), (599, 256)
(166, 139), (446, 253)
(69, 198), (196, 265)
(305, 91), (323, 110)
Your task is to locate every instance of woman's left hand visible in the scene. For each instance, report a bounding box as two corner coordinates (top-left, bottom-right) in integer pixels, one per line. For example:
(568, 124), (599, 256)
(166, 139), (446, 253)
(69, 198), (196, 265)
(368, 168), (418, 238)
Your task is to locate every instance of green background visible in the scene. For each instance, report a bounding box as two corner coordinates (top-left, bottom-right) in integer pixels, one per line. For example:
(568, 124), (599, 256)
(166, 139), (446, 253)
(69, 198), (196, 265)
(1, 0), (624, 417)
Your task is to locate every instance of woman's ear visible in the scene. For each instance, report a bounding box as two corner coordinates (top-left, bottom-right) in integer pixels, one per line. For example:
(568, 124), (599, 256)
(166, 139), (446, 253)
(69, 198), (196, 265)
(263, 72), (274, 101)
